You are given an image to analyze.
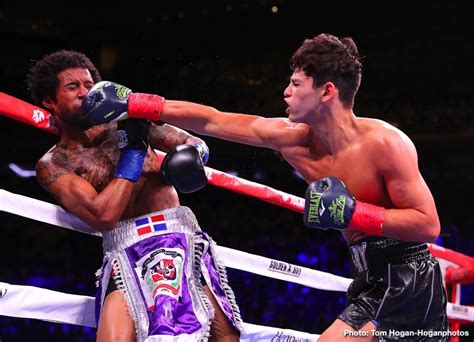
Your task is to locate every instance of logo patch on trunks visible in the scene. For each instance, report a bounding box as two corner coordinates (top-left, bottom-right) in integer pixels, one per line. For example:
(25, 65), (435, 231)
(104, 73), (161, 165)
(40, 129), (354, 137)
(135, 248), (185, 308)
(134, 214), (167, 236)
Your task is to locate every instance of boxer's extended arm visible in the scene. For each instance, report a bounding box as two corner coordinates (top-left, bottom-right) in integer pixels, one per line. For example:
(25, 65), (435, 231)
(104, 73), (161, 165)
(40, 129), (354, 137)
(80, 81), (310, 150)
(375, 129), (440, 242)
(36, 160), (134, 232)
(160, 100), (312, 151)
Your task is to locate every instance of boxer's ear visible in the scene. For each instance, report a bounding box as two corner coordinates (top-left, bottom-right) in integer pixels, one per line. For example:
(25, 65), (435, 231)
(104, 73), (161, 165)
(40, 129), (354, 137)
(42, 96), (55, 112)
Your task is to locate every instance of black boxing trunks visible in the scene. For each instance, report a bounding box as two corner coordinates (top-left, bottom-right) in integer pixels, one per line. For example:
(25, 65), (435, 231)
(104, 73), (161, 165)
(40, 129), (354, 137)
(338, 237), (449, 341)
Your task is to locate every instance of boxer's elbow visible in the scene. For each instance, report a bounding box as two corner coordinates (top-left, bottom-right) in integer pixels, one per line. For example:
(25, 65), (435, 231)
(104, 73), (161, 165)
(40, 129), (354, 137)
(97, 215), (120, 231)
(421, 216), (441, 243)
(96, 219), (117, 232)
(88, 218), (117, 232)
(88, 208), (119, 231)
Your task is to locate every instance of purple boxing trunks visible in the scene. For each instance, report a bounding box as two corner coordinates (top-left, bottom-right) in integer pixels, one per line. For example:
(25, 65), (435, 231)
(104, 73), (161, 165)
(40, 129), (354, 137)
(95, 206), (243, 341)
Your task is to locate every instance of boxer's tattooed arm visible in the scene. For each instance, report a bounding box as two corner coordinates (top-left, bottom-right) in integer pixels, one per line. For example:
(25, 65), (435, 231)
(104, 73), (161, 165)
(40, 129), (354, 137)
(149, 123), (198, 152)
(35, 152), (69, 190)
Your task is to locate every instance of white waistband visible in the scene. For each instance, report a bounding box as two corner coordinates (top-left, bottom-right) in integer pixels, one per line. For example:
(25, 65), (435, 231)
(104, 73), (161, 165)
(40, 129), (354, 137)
(102, 206), (201, 252)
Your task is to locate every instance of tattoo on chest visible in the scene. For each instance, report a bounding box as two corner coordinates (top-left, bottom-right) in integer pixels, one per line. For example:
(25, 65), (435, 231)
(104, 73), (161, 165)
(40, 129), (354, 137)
(38, 123), (163, 193)
(53, 141), (119, 192)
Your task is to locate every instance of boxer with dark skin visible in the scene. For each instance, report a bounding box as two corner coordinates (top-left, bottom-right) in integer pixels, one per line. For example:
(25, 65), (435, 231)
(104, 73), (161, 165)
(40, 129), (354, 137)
(28, 50), (240, 342)
(83, 33), (448, 340)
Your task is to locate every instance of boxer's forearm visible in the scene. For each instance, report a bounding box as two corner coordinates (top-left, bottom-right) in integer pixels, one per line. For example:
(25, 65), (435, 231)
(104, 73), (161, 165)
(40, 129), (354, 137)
(161, 100), (275, 148)
(375, 208), (440, 243)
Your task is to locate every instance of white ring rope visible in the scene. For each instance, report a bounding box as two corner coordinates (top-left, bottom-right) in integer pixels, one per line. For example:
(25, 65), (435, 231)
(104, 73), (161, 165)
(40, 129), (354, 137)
(0, 283), (322, 341)
(2, 189), (474, 339)
(0, 189), (351, 292)
(0, 189), (336, 341)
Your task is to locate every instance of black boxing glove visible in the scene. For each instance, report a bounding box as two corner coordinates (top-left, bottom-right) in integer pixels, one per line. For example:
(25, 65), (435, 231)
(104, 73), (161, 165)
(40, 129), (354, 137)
(304, 176), (384, 235)
(160, 144), (209, 193)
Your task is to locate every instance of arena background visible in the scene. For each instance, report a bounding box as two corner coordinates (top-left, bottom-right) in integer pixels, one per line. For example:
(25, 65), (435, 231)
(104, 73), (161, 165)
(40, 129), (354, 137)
(1, 1), (473, 340)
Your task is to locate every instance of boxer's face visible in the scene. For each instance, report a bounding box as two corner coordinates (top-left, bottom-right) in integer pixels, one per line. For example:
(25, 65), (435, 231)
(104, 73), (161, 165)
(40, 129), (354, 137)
(43, 68), (94, 125)
(283, 70), (321, 123)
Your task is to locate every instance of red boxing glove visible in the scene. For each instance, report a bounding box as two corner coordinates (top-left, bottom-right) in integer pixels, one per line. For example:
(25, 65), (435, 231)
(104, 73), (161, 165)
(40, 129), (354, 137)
(348, 201), (385, 236)
(128, 93), (165, 121)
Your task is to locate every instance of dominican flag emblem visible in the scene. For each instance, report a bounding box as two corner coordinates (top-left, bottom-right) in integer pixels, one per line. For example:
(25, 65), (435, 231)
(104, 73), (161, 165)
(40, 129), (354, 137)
(135, 214), (167, 236)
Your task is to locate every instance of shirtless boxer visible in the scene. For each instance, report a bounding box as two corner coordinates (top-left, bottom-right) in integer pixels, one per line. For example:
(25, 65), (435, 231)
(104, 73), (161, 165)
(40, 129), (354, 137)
(27, 49), (242, 341)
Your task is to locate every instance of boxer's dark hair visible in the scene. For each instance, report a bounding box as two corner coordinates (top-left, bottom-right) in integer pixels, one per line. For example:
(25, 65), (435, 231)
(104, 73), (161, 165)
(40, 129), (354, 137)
(27, 50), (102, 105)
(290, 33), (363, 109)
